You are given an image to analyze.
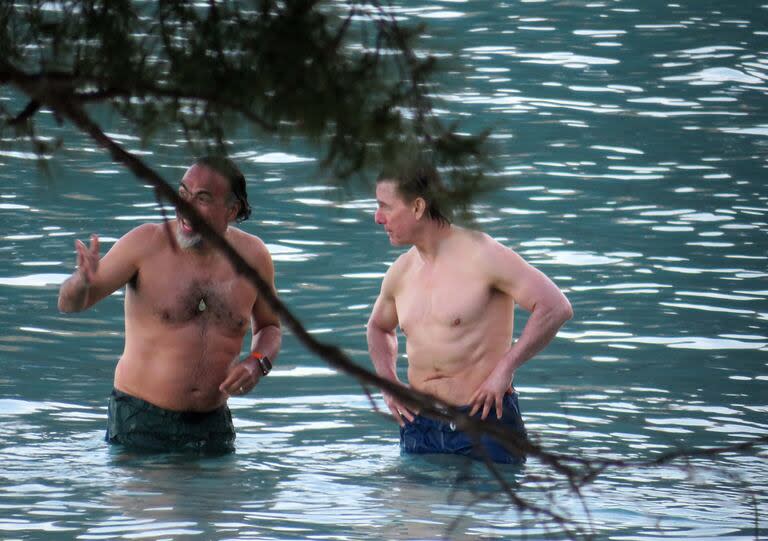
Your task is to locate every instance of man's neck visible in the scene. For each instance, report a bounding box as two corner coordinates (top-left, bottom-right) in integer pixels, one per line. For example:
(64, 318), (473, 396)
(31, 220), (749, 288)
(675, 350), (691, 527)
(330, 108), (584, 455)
(414, 222), (453, 262)
(181, 230), (228, 260)
(188, 243), (215, 258)
(176, 224), (229, 259)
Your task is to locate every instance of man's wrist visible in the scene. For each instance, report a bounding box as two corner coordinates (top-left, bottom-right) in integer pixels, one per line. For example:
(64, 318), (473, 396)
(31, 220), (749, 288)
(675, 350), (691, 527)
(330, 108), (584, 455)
(245, 351), (272, 376)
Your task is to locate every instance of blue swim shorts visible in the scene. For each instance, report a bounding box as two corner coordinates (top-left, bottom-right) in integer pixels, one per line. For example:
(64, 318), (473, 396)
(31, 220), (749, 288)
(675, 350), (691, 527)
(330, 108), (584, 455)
(400, 392), (528, 464)
(106, 389), (235, 454)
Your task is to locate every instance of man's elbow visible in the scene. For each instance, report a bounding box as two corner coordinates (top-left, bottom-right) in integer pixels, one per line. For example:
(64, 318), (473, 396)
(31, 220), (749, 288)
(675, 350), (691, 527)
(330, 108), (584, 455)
(259, 323), (282, 342)
(366, 318), (393, 342)
(540, 295), (572, 328)
(365, 319), (377, 341)
(365, 315), (378, 335)
(556, 297), (574, 325)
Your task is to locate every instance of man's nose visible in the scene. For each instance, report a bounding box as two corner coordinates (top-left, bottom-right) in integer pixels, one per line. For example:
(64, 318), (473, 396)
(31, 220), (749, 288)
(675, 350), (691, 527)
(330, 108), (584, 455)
(374, 209), (385, 224)
(179, 197), (202, 216)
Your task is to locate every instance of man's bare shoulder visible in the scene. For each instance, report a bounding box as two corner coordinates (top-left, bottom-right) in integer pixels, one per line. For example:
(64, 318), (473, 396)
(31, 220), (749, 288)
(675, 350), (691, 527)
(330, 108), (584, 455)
(227, 226), (272, 267)
(114, 222), (168, 252)
(449, 228), (528, 289)
(228, 226), (269, 253)
(380, 248), (417, 293)
(92, 223), (169, 285)
(453, 227), (515, 259)
(392, 247), (419, 271)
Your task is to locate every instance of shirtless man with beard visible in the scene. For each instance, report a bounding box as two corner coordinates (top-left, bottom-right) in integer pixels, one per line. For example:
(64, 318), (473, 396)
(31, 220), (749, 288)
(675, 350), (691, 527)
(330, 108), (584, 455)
(58, 156), (281, 453)
(367, 162), (572, 463)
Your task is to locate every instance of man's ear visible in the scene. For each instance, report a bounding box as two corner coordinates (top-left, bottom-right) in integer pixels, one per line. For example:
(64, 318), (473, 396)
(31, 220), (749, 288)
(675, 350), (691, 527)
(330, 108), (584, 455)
(413, 197), (426, 220)
(228, 202), (241, 222)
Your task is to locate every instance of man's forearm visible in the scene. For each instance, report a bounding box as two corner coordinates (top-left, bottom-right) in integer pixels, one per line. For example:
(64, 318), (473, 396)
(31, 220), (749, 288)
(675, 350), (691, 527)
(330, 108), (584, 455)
(57, 272), (90, 313)
(249, 325), (282, 362)
(367, 326), (399, 381)
(502, 302), (572, 375)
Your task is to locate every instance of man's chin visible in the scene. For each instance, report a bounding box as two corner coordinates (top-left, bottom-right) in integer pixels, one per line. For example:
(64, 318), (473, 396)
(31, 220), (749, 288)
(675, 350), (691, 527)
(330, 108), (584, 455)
(387, 235), (404, 246)
(176, 229), (202, 250)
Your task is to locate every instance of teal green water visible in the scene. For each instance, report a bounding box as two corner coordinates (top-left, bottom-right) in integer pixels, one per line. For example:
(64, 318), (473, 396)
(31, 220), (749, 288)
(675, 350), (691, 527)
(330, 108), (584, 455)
(1, 2), (767, 539)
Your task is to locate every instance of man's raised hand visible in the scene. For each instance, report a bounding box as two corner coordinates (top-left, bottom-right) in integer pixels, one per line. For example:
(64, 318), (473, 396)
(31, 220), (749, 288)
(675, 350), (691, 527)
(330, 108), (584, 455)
(75, 234), (100, 285)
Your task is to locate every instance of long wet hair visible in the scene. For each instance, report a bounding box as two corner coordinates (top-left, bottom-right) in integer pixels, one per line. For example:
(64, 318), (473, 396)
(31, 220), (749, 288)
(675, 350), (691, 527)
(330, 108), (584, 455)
(194, 156), (252, 222)
(376, 160), (451, 226)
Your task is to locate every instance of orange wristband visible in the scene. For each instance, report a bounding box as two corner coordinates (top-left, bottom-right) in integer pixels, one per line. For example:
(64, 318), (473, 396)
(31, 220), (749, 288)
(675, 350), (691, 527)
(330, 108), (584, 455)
(246, 352), (272, 376)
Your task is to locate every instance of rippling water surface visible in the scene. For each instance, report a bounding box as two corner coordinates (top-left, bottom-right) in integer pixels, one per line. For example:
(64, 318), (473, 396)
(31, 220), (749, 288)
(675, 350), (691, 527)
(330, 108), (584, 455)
(1, 1), (766, 539)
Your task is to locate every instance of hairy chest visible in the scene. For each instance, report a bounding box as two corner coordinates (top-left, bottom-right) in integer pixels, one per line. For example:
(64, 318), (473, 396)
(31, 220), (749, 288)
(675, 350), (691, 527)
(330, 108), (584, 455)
(128, 257), (255, 334)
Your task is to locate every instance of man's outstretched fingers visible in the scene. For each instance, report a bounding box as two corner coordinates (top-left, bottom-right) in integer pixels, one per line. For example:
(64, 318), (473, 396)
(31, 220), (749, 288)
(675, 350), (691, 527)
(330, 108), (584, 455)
(75, 241), (90, 279)
(75, 237), (100, 284)
(75, 239), (86, 261)
(90, 234), (100, 257)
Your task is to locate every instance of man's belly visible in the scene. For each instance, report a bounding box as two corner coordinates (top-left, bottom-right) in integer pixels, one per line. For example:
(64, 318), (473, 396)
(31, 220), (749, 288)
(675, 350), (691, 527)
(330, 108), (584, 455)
(412, 372), (478, 406)
(115, 331), (242, 411)
(406, 338), (511, 406)
(407, 358), (499, 406)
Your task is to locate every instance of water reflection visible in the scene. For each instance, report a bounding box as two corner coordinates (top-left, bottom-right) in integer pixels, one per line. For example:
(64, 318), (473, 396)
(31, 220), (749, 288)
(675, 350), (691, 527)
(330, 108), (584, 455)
(2, 0), (768, 539)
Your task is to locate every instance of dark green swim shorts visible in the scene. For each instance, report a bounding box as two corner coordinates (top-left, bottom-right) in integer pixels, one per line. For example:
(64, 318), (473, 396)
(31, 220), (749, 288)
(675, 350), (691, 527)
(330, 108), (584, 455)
(106, 389), (235, 454)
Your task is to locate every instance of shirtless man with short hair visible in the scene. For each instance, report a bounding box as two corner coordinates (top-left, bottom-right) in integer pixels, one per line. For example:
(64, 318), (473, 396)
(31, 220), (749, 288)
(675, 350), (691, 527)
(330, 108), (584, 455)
(367, 163), (572, 463)
(58, 156), (281, 453)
